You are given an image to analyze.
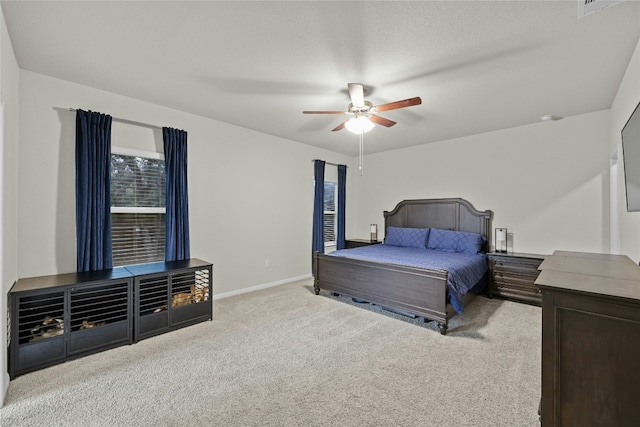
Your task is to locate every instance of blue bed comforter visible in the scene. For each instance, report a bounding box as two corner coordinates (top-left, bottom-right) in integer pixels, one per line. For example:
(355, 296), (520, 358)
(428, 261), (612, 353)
(329, 245), (488, 313)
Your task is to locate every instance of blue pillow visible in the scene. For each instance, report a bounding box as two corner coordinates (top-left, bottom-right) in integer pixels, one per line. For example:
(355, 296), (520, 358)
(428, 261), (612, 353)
(384, 227), (429, 248)
(427, 228), (484, 253)
(456, 231), (483, 254)
(427, 228), (458, 252)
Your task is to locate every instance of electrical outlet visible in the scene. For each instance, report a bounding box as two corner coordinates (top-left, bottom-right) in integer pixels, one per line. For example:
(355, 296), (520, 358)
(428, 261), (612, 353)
(264, 260), (270, 268)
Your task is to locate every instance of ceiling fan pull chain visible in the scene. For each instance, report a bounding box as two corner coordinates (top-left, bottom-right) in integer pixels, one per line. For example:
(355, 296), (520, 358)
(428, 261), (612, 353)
(359, 132), (364, 175)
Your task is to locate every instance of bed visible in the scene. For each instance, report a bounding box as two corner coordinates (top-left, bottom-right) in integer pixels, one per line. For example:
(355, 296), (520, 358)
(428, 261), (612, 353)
(313, 198), (493, 335)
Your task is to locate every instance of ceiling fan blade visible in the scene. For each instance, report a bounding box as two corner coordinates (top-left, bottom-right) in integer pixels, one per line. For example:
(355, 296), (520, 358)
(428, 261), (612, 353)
(303, 110), (348, 114)
(332, 120), (348, 132)
(374, 97), (422, 113)
(347, 83), (365, 108)
(369, 115), (396, 128)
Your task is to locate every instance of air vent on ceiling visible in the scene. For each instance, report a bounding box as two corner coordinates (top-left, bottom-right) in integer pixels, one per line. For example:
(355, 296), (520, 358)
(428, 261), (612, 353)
(578, 0), (624, 18)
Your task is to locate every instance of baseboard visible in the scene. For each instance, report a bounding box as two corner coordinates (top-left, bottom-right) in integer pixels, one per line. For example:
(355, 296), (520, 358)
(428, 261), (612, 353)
(1, 372), (9, 408)
(213, 274), (312, 300)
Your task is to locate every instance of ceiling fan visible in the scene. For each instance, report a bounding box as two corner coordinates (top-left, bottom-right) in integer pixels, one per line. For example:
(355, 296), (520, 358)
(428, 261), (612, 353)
(303, 83), (422, 133)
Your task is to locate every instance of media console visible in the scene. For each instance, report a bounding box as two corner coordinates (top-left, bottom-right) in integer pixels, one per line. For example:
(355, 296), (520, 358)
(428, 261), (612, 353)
(8, 259), (212, 379)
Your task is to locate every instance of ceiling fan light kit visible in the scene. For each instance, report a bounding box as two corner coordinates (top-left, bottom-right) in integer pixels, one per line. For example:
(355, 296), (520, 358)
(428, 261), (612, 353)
(345, 116), (375, 134)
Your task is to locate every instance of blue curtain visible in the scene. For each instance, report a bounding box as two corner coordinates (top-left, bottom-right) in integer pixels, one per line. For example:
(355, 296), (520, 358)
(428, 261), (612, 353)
(75, 110), (113, 272)
(337, 164), (347, 250)
(312, 160), (325, 263)
(163, 127), (191, 262)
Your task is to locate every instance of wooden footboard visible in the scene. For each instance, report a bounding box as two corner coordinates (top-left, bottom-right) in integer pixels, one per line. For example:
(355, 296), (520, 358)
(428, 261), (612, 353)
(314, 251), (453, 334)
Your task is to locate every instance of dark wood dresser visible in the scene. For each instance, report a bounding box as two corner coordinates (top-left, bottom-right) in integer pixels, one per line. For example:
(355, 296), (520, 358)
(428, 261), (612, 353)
(536, 251), (640, 426)
(487, 252), (545, 305)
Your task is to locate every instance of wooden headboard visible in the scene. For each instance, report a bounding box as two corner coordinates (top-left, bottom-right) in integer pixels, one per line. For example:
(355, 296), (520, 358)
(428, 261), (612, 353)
(383, 198), (493, 250)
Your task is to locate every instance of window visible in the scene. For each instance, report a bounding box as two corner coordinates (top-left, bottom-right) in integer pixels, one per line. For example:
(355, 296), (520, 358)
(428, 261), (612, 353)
(323, 181), (337, 246)
(110, 148), (165, 266)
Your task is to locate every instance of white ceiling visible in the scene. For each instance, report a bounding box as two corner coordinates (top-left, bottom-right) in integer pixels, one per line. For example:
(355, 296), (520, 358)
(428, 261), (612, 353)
(2, 1), (639, 156)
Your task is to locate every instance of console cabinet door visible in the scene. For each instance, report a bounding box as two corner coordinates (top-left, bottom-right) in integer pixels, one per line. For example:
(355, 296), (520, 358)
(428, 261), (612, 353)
(10, 290), (66, 377)
(68, 279), (132, 355)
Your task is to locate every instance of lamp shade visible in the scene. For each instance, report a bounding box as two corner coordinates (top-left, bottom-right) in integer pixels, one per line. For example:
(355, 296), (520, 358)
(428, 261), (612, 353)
(495, 228), (508, 253)
(345, 116), (374, 134)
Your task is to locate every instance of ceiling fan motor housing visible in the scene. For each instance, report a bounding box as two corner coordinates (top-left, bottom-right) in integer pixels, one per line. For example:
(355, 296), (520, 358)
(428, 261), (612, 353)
(348, 101), (373, 116)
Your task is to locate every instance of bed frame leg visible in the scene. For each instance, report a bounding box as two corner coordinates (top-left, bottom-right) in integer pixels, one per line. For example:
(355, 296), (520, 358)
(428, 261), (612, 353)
(437, 322), (448, 335)
(314, 286), (320, 295)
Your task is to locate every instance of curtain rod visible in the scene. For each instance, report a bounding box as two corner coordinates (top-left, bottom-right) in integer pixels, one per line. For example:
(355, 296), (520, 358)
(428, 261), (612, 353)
(67, 108), (163, 130)
(312, 159), (348, 168)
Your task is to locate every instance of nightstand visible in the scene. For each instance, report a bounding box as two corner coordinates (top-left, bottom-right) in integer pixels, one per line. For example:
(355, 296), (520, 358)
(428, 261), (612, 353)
(487, 252), (546, 306)
(345, 239), (382, 249)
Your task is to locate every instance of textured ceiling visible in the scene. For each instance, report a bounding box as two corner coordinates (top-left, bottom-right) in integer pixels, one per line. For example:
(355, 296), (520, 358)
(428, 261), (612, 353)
(2, 1), (639, 156)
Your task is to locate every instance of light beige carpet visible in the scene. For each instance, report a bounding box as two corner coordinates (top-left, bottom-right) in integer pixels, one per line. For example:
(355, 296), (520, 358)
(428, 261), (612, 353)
(1, 279), (541, 426)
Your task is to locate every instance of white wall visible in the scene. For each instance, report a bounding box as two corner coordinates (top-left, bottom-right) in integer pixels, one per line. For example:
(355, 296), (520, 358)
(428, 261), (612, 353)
(612, 37), (640, 262)
(351, 110), (612, 256)
(17, 71), (352, 295)
(0, 3), (20, 406)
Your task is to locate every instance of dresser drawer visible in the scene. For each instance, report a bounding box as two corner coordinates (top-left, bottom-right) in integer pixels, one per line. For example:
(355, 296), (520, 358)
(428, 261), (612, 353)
(494, 274), (539, 290)
(494, 266), (539, 279)
(493, 259), (541, 275)
(494, 277), (541, 295)
(493, 284), (542, 304)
